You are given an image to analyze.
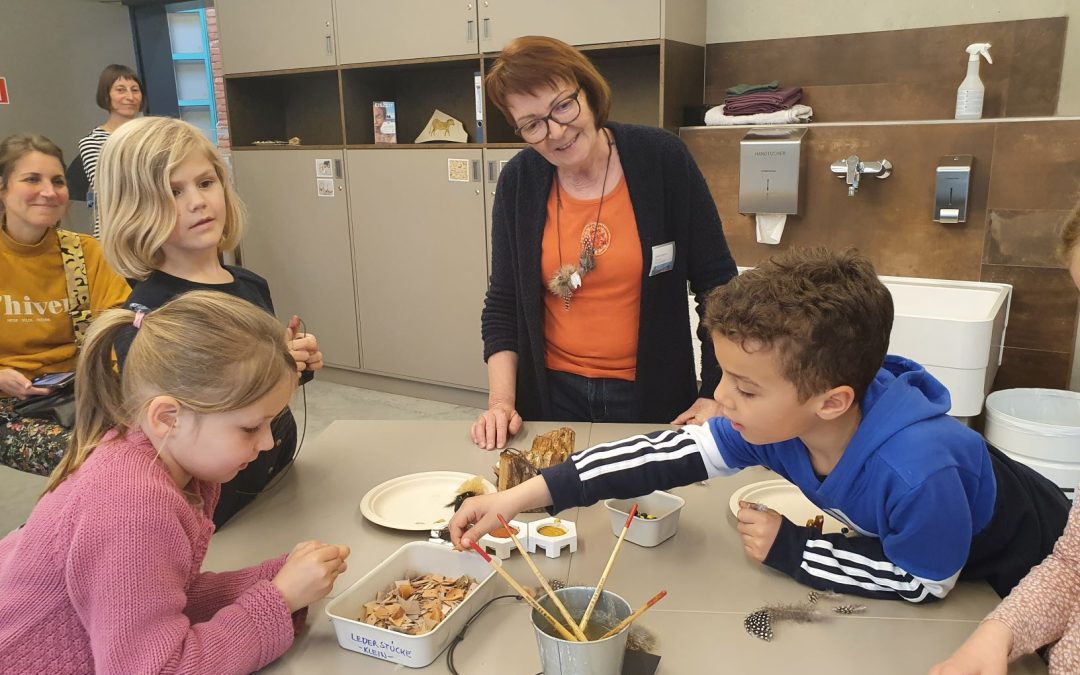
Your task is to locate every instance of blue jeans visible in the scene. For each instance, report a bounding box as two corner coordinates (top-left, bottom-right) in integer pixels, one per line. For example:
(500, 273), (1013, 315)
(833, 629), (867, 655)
(547, 369), (637, 423)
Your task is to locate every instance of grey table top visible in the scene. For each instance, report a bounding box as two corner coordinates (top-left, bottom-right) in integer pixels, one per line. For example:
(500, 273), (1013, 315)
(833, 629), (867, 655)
(203, 420), (1046, 674)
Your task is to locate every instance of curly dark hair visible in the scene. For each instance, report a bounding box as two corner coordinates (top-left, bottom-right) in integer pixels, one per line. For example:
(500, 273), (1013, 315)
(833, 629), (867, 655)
(702, 247), (893, 402)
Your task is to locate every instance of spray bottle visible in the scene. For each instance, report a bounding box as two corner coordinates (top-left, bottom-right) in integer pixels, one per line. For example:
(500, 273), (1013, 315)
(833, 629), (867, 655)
(955, 42), (993, 120)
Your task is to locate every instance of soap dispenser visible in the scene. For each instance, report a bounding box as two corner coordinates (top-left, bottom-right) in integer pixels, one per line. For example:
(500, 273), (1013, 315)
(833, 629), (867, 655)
(955, 42), (992, 120)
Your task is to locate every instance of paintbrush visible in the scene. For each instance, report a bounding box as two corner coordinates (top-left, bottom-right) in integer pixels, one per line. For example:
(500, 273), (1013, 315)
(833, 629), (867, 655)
(579, 503), (637, 634)
(496, 514), (588, 641)
(467, 541), (579, 641)
(598, 590), (667, 640)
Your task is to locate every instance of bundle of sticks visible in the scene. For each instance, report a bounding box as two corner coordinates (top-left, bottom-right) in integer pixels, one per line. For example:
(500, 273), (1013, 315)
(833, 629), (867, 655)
(469, 507), (666, 642)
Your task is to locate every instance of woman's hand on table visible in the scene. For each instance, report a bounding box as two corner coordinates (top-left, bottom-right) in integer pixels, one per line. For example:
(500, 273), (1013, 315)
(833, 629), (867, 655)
(0, 369), (51, 399)
(272, 540), (351, 613)
(928, 619), (1012, 675)
(450, 475), (553, 549)
(736, 500), (782, 563)
(470, 400), (522, 450)
(672, 397), (722, 425)
(286, 316), (324, 373)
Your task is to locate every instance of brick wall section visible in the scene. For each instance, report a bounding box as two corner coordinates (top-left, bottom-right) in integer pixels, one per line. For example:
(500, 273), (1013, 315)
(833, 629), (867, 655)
(205, 5), (230, 152)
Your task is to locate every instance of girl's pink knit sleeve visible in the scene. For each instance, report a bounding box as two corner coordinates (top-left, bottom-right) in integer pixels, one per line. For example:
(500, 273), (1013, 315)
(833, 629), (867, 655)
(185, 554), (288, 624)
(65, 489), (296, 674)
(987, 496), (1080, 659)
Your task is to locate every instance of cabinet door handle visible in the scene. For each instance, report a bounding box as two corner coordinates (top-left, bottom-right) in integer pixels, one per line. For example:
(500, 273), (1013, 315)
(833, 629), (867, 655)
(472, 160), (481, 181)
(487, 160), (497, 182)
(466, 19), (475, 42)
(325, 34), (333, 54)
(482, 17), (490, 39)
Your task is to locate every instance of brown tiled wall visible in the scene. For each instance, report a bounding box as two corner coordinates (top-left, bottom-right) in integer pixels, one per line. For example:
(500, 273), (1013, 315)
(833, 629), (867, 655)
(206, 6), (230, 151)
(681, 119), (1080, 391)
(704, 18), (1067, 122)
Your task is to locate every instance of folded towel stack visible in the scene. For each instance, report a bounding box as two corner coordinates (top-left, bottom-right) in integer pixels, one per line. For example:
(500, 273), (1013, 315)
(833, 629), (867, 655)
(704, 104), (813, 126)
(724, 86), (803, 115)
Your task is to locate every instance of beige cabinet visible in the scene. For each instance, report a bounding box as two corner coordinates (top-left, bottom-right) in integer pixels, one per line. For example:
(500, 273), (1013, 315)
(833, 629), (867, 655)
(232, 150), (361, 369)
(478, 0), (661, 52)
(216, 0), (336, 74)
(481, 148), (521, 275)
(347, 149), (488, 389)
(334, 1), (479, 64)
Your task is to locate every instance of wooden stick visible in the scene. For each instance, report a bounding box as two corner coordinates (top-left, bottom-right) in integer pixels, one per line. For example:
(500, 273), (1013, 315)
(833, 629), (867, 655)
(598, 590), (667, 640)
(468, 541), (579, 642)
(579, 503), (637, 634)
(497, 515), (589, 641)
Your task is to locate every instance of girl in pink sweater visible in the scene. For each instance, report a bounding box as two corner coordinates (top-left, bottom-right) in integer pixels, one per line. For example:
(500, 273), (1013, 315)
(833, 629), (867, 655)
(0, 291), (351, 674)
(931, 209), (1080, 674)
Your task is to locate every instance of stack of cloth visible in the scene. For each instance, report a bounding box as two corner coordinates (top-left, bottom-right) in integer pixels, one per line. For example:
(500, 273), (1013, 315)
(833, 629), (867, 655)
(704, 80), (813, 126)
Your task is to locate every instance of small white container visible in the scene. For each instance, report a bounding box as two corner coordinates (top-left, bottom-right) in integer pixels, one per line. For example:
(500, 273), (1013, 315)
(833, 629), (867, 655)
(325, 541), (499, 668)
(478, 519), (528, 560)
(528, 516), (577, 558)
(604, 490), (685, 547)
(985, 388), (1080, 494)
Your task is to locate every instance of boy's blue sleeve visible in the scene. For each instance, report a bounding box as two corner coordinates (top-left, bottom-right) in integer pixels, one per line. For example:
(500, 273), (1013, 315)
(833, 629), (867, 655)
(541, 424), (740, 513)
(763, 469), (973, 603)
(707, 417), (768, 470)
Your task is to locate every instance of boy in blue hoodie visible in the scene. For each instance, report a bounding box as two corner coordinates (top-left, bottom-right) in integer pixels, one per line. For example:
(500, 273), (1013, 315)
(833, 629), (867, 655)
(451, 247), (1069, 603)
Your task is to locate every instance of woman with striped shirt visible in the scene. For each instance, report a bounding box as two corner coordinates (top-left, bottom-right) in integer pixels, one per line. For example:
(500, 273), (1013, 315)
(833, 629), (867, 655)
(76, 65), (145, 237)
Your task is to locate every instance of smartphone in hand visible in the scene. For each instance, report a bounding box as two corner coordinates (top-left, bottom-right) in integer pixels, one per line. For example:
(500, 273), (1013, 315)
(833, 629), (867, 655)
(31, 372), (75, 390)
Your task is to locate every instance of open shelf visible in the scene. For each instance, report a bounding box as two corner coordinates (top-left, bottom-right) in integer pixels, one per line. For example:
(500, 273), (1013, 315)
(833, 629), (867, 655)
(342, 59), (482, 145)
(225, 70), (343, 147)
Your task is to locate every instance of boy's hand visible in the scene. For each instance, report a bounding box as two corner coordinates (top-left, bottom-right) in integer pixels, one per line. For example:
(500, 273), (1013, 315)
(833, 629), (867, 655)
(672, 397), (721, 425)
(449, 475), (552, 549)
(736, 500), (782, 563)
(272, 540), (350, 613)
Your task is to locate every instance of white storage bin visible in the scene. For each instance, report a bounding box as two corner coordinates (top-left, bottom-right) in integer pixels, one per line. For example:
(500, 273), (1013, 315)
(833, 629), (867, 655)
(325, 541), (500, 668)
(604, 490), (685, 547)
(985, 388), (1080, 493)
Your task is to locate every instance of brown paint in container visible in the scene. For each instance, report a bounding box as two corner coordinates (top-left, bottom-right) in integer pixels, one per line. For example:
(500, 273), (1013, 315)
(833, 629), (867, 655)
(489, 525), (519, 539)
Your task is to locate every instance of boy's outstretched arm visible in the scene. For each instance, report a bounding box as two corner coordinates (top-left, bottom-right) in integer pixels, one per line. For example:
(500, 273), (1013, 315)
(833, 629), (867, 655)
(540, 426), (735, 513)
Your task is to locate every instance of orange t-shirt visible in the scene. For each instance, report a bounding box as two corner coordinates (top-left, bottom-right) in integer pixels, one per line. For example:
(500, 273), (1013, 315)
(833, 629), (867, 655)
(542, 177), (642, 381)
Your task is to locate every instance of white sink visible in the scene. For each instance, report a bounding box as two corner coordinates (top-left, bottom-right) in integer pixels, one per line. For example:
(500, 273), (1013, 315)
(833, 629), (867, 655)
(689, 273), (1011, 418)
(881, 276), (1011, 417)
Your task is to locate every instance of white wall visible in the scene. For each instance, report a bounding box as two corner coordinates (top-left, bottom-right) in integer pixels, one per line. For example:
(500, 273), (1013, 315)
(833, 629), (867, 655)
(0, 0), (136, 232)
(705, 0), (1080, 115)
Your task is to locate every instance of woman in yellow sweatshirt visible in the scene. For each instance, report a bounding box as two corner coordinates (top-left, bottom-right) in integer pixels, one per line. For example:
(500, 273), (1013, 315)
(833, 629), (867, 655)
(0, 133), (129, 475)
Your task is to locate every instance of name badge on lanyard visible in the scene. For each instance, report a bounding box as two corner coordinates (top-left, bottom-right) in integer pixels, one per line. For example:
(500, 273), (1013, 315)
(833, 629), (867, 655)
(649, 242), (675, 276)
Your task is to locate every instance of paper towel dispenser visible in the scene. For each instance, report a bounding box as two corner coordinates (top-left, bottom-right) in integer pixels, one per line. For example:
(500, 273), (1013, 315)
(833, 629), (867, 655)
(934, 155), (974, 224)
(739, 127), (807, 215)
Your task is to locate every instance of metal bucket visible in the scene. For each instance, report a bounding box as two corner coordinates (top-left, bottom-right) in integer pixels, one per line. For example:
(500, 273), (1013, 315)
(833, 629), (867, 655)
(531, 586), (631, 675)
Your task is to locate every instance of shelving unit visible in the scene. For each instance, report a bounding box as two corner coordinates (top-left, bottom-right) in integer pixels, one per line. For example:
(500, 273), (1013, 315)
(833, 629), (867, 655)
(216, 0), (707, 392)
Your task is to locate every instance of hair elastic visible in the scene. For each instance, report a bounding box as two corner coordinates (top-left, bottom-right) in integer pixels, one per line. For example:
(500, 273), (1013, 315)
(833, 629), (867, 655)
(129, 303), (150, 329)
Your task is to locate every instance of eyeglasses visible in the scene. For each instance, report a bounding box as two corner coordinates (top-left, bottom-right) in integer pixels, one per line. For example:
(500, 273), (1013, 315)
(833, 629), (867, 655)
(513, 88), (582, 144)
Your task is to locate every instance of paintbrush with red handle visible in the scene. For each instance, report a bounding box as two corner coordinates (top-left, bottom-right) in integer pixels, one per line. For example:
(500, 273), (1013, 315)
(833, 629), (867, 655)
(579, 503), (638, 634)
(599, 590), (667, 640)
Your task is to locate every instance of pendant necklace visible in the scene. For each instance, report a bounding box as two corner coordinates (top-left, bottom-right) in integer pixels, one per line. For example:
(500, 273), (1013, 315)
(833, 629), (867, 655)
(548, 129), (614, 310)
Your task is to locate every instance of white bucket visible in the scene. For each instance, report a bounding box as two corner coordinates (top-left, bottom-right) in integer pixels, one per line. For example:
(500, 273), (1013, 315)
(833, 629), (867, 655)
(984, 388), (1080, 492)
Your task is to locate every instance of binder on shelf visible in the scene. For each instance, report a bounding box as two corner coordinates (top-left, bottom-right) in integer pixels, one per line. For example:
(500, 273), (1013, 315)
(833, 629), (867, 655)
(474, 71), (484, 143)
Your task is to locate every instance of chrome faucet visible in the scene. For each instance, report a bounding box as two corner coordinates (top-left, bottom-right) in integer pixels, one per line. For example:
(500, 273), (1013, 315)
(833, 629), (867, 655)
(830, 155), (892, 196)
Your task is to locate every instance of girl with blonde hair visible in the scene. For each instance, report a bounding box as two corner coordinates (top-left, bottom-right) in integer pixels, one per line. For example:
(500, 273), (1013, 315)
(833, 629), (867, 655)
(99, 116), (323, 526)
(0, 291), (350, 672)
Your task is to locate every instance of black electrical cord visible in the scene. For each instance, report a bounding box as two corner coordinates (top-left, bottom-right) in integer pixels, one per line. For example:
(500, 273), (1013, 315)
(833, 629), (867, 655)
(446, 594), (524, 674)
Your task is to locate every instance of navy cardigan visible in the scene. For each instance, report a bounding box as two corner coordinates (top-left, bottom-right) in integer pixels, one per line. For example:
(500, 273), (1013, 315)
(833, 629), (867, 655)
(481, 122), (737, 423)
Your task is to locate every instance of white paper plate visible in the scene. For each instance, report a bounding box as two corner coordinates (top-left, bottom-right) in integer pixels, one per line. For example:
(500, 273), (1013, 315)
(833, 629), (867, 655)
(729, 479), (846, 534)
(360, 471), (495, 531)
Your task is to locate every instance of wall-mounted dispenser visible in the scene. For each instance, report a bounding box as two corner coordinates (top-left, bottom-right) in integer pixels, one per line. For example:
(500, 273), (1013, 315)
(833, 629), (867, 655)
(934, 155), (974, 223)
(739, 127), (806, 215)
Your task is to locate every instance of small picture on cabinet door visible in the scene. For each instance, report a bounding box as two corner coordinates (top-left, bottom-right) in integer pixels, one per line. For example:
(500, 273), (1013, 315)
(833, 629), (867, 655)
(315, 159), (333, 178)
(447, 158), (470, 182)
(317, 178), (335, 197)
